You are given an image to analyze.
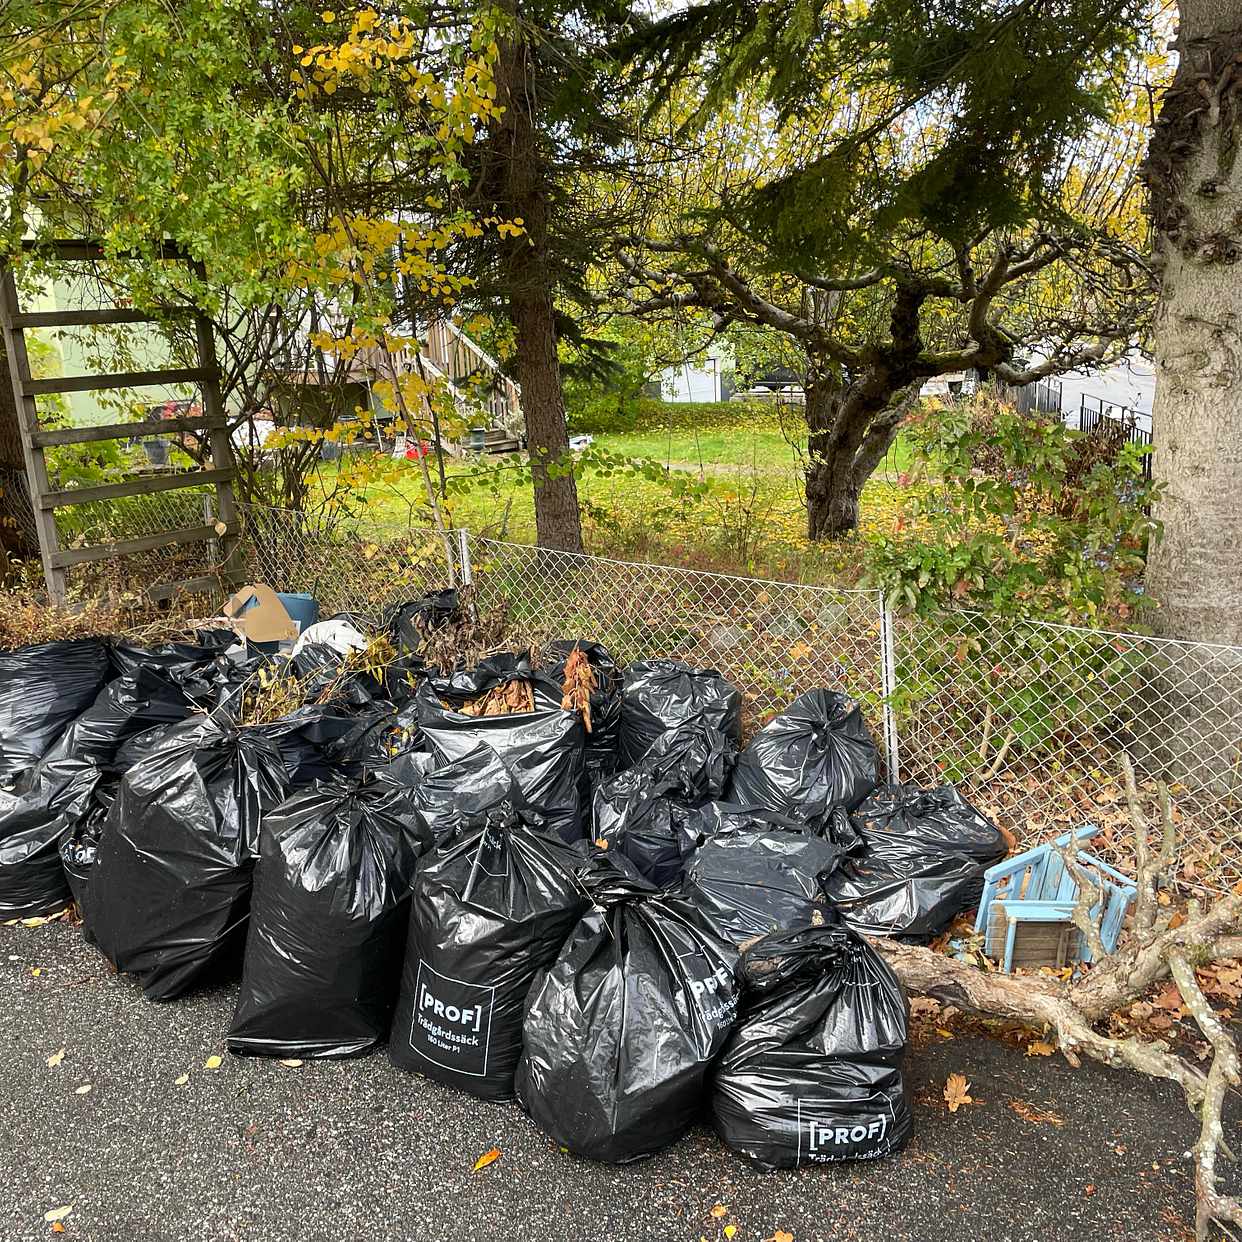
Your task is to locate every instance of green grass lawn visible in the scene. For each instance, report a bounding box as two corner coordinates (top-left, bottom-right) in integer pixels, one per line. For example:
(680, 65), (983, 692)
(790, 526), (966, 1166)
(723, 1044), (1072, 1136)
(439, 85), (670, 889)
(310, 403), (924, 585)
(591, 427), (917, 479)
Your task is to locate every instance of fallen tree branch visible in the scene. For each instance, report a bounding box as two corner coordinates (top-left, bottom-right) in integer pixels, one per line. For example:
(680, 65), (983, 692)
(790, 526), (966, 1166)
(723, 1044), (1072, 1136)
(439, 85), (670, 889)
(869, 937), (1211, 1102)
(868, 755), (1242, 1237)
(1168, 949), (1242, 1240)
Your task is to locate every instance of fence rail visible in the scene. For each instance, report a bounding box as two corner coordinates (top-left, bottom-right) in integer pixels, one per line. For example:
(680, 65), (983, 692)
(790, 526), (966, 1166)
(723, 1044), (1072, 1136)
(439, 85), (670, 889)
(233, 506), (1242, 890)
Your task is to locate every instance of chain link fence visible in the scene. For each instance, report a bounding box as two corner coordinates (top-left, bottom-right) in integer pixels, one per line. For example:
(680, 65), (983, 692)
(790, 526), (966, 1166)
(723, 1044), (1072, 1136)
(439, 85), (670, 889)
(118, 507), (1242, 890)
(239, 504), (463, 616)
(468, 535), (893, 761)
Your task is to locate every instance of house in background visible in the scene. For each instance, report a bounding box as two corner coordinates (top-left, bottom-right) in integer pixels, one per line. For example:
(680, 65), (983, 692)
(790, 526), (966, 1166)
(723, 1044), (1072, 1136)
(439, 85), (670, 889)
(656, 350), (724, 403)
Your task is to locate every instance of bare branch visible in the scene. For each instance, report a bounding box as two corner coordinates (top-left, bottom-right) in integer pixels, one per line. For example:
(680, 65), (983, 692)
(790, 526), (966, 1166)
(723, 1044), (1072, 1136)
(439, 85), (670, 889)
(1057, 833), (1107, 962)
(1123, 751), (1159, 939)
(1168, 950), (1242, 1241)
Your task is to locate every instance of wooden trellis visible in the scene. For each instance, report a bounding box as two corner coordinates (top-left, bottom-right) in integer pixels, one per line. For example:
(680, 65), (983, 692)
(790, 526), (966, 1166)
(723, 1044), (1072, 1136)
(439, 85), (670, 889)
(0, 239), (240, 604)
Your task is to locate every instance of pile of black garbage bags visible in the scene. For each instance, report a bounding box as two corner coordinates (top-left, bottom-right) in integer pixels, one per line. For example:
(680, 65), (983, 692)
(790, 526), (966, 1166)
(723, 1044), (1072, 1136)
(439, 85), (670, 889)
(0, 601), (1011, 1170)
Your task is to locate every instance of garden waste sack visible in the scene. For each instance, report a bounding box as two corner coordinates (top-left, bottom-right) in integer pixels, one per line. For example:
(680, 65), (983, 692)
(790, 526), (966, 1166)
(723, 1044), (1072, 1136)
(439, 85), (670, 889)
(228, 773), (432, 1059)
(416, 653), (586, 840)
(592, 719), (733, 886)
(727, 689), (878, 818)
(539, 639), (622, 782)
(89, 715), (290, 999)
(617, 658), (742, 768)
(823, 783), (1009, 938)
(683, 807), (846, 947)
(389, 798), (588, 1099)
(0, 638), (110, 786)
(0, 667), (194, 920)
(516, 860), (741, 1162)
(711, 919), (911, 1168)
(406, 744), (522, 846)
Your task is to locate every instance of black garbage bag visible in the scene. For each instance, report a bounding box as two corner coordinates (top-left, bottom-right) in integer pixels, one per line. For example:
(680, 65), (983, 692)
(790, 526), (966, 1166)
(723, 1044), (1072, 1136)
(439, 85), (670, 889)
(0, 638), (110, 786)
(539, 640), (622, 781)
(60, 793), (111, 935)
(416, 654), (586, 841)
(711, 919), (911, 1168)
(618, 659), (742, 769)
(0, 759), (98, 920)
(683, 807), (846, 948)
(88, 715), (291, 1000)
(385, 589), (461, 653)
(592, 720), (733, 886)
(257, 704), (388, 787)
(108, 638), (226, 685)
(290, 642), (385, 708)
(380, 748), (435, 787)
(516, 861), (741, 1162)
(405, 745), (518, 846)
(227, 773), (433, 1059)
(823, 783), (1009, 938)
(727, 689), (879, 820)
(0, 668), (196, 920)
(205, 640), (289, 714)
(389, 800), (588, 1099)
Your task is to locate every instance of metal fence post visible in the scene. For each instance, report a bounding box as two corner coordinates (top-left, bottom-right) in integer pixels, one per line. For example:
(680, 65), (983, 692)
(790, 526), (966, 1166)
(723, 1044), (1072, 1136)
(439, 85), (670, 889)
(878, 597), (901, 782)
(456, 527), (473, 586)
(202, 494), (218, 571)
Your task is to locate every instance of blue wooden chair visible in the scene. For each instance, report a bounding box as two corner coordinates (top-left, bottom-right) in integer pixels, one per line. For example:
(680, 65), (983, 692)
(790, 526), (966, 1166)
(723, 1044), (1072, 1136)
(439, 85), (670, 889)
(974, 825), (1138, 973)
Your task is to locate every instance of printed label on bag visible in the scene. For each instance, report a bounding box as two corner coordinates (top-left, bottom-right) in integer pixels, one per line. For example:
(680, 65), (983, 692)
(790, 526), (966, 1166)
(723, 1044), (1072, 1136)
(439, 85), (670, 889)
(674, 950), (738, 1027)
(795, 1099), (893, 1163)
(409, 960), (496, 1077)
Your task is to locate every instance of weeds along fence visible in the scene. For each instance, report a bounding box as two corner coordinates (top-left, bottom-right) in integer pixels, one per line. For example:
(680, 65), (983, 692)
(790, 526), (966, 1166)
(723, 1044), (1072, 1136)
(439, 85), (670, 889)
(237, 504), (1242, 891)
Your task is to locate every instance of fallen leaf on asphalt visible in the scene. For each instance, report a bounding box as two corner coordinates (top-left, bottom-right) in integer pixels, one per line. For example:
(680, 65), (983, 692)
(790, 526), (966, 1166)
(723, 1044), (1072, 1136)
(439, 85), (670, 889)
(51, 1223), (65, 1234)
(44, 1206), (73, 1223)
(1025, 1040), (1056, 1057)
(203, 1055), (223, 1070)
(710, 1205), (728, 1220)
(1009, 1099), (1063, 1126)
(763, 1231), (794, 1242)
(21, 916), (50, 928)
(944, 1073), (974, 1112)
(278, 1059), (303, 1068)
(472, 1147), (501, 1172)
(31, 967), (42, 977)
(174, 1074), (189, 1086)
(724, 1227), (737, 1240)
(74, 1084), (92, 1096)
(46, 1048), (66, 1069)
(1085, 1184), (1096, 1196)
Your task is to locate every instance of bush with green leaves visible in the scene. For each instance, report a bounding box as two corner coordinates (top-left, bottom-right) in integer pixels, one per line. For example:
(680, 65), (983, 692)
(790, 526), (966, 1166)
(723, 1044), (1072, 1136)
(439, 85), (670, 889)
(863, 396), (1160, 628)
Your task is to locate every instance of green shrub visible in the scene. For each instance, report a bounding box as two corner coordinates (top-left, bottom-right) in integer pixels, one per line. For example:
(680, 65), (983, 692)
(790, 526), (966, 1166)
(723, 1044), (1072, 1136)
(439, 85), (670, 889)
(862, 394), (1160, 627)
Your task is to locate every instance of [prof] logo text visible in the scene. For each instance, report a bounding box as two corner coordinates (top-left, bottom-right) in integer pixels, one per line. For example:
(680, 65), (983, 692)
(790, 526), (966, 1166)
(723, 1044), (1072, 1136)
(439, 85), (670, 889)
(807, 1117), (887, 1151)
(419, 982), (483, 1033)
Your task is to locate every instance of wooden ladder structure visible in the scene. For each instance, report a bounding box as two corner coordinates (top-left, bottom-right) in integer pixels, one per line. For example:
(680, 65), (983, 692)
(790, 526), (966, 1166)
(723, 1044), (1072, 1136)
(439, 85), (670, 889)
(0, 240), (240, 605)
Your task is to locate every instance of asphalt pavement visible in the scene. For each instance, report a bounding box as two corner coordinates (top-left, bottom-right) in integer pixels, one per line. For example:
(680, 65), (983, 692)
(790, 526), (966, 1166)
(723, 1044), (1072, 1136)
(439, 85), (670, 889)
(0, 921), (1222, 1242)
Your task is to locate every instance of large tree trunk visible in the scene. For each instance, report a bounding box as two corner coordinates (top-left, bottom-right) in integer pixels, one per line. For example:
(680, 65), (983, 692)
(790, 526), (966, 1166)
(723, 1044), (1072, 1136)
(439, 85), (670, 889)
(805, 377), (860, 539)
(805, 368), (913, 540)
(492, 18), (583, 553)
(1144, 2), (1242, 646)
